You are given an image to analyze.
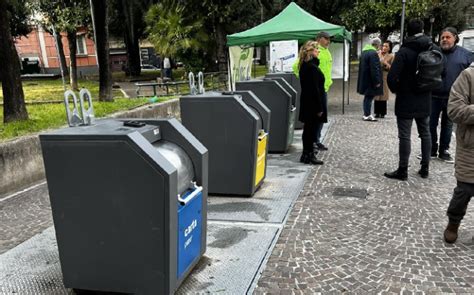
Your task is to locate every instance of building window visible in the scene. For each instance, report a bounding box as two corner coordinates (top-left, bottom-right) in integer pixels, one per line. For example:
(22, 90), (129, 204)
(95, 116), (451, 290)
(76, 35), (87, 55)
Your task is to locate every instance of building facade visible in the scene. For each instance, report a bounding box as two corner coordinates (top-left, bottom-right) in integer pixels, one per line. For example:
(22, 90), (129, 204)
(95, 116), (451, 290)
(15, 26), (98, 75)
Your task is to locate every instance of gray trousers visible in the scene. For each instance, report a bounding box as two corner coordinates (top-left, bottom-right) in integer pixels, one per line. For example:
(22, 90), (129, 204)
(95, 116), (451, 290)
(447, 181), (474, 224)
(397, 117), (431, 167)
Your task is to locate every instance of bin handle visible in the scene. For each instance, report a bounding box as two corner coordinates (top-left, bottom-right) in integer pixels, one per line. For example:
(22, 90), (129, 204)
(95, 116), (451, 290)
(178, 182), (203, 205)
(79, 88), (95, 126)
(189, 72), (198, 95)
(64, 90), (83, 127)
(197, 71), (205, 94)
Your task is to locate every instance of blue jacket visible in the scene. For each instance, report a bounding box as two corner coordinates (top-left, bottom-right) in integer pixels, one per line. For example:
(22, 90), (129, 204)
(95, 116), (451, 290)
(357, 45), (383, 96)
(432, 45), (473, 99)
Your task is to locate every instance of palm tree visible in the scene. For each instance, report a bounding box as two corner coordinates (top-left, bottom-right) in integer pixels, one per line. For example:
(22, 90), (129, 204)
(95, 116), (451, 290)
(145, 3), (207, 71)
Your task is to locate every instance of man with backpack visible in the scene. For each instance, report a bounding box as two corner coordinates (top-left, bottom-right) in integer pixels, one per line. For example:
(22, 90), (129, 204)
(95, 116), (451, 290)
(384, 19), (434, 181)
(429, 27), (473, 163)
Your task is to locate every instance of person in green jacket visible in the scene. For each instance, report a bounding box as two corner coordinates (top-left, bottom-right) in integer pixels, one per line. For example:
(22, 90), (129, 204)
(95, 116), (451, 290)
(292, 45), (306, 78)
(313, 31), (332, 151)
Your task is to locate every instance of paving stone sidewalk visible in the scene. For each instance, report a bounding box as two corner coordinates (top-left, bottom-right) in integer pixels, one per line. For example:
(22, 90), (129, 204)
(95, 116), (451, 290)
(255, 85), (474, 294)
(1, 78), (473, 294)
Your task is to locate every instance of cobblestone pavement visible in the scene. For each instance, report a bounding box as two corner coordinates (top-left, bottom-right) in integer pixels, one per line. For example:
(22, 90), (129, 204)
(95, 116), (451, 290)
(0, 182), (52, 255)
(255, 83), (474, 294)
(2, 78), (473, 294)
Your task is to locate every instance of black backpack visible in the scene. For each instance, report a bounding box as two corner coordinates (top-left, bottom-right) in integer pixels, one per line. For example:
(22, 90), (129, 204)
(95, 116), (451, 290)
(415, 44), (444, 92)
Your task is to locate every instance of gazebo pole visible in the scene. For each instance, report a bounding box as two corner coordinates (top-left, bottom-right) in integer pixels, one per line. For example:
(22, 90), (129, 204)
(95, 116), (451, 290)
(342, 38), (346, 114)
(347, 40), (351, 106)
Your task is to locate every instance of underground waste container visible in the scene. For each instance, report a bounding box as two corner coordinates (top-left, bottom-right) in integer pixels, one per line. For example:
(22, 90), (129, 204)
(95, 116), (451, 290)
(236, 79), (295, 153)
(40, 118), (208, 294)
(180, 90), (270, 196)
(265, 72), (303, 129)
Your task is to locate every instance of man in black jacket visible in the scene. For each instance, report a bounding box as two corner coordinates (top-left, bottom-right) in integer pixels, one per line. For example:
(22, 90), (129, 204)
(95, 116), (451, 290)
(429, 27), (473, 163)
(384, 19), (432, 180)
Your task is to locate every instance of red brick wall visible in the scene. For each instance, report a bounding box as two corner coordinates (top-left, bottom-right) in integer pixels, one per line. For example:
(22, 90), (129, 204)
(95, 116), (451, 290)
(15, 27), (97, 70)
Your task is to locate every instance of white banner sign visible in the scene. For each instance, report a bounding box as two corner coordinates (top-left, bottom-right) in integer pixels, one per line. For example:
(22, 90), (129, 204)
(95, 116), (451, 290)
(329, 40), (350, 81)
(229, 46), (254, 90)
(269, 40), (298, 73)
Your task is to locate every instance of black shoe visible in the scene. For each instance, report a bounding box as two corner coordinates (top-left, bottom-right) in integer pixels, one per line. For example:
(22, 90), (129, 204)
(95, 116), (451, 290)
(438, 151), (454, 163)
(316, 143), (328, 151)
(418, 164), (429, 178)
(312, 143), (320, 154)
(384, 167), (408, 181)
(300, 152), (310, 164)
(380, 115), (385, 118)
(309, 152), (324, 165)
(375, 114), (380, 118)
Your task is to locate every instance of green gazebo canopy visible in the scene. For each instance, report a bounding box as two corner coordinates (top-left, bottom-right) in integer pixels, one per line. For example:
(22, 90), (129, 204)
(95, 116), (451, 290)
(227, 2), (352, 46)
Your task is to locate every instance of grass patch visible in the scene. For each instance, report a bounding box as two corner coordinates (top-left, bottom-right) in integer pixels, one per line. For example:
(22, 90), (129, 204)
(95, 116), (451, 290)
(0, 97), (167, 141)
(1, 79), (122, 103)
(0, 71), (228, 141)
(252, 64), (268, 78)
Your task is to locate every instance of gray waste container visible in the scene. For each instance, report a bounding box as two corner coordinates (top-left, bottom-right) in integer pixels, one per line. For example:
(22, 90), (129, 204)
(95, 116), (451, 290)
(236, 80), (295, 153)
(180, 90), (270, 196)
(40, 118), (208, 294)
(265, 72), (303, 129)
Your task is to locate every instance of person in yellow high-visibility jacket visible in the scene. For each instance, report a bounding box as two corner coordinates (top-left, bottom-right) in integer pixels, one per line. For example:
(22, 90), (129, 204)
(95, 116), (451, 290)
(313, 31), (332, 151)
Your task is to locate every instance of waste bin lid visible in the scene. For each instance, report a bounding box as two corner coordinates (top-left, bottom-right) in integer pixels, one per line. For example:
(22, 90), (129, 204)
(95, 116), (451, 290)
(153, 141), (195, 195)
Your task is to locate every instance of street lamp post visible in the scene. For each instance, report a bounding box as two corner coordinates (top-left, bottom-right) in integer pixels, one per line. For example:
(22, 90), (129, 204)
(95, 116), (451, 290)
(400, 0), (407, 45)
(430, 16), (435, 40)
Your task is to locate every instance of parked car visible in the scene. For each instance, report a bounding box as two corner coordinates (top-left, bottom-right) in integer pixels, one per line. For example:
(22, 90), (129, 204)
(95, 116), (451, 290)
(459, 29), (474, 53)
(141, 64), (160, 71)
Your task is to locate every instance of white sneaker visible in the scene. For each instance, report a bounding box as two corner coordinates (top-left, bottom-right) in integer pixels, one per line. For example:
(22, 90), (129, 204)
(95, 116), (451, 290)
(363, 115), (377, 121)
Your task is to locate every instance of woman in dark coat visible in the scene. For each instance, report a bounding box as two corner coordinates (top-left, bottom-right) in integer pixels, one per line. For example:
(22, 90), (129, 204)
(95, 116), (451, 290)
(298, 41), (326, 165)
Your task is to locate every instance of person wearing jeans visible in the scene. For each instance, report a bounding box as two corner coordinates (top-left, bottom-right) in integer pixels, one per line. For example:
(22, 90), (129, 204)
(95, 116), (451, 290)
(430, 96), (453, 158)
(430, 27), (472, 162)
(363, 95), (374, 117)
(397, 117), (431, 171)
(357, 37), (383, 121)
(384, 19), (433, 180)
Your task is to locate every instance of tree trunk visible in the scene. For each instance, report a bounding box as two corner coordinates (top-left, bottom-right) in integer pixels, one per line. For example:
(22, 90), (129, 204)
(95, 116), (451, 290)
(91, 0), (113, 102)
(122, 1), (141, 77)
(54, 29), (69, 76)
(215, 23), (227, 73)
(0, 1), (28, 123)
(67, 30), (79, 90)
(351, 31), (359, 60)
(124, 29), (141, 77)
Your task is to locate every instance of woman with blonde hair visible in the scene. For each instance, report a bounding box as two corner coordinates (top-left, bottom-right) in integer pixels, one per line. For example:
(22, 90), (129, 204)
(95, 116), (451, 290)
(298, 41), (325, 165)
